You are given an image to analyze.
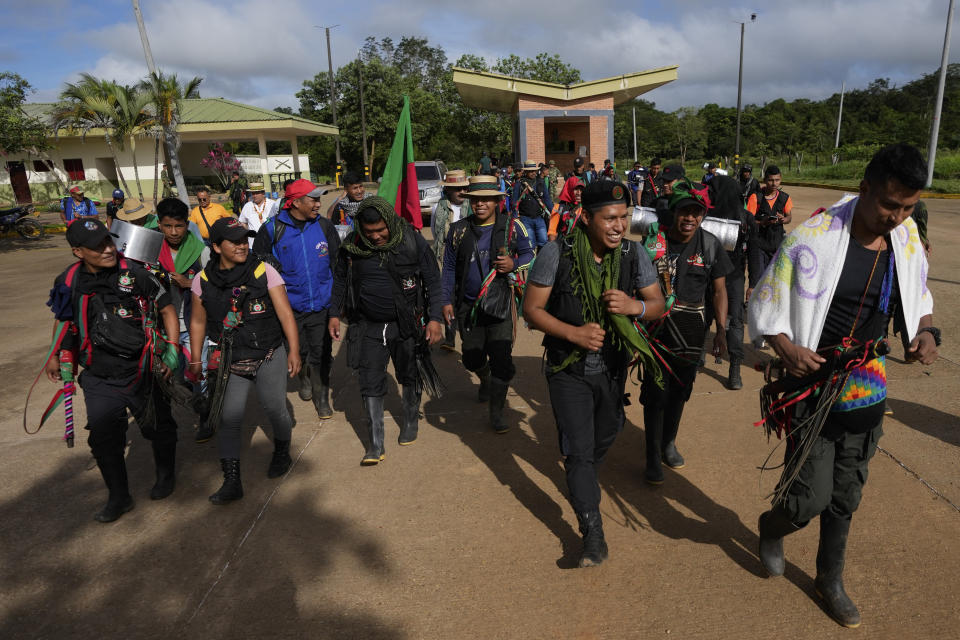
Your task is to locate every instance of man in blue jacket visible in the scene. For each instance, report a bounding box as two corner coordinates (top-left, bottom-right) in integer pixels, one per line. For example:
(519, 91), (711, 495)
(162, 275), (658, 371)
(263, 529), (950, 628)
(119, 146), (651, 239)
(253, 179), (340, 418)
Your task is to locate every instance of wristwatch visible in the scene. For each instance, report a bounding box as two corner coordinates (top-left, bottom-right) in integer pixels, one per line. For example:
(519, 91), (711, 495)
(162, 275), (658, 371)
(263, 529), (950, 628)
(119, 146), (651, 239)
(917, 326), (942, 346)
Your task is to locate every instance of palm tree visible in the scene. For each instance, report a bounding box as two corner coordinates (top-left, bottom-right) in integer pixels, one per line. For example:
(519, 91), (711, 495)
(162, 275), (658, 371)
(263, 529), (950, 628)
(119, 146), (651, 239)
(111, 84), (154, 201)
(140, 71), (202, 206)
(52, 73), (133, 195)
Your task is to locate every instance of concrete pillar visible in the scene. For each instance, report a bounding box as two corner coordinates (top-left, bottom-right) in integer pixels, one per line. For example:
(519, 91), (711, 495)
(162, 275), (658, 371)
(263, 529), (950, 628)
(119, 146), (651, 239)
(290, 136), (301, 177)
(257, 134), (268, 185)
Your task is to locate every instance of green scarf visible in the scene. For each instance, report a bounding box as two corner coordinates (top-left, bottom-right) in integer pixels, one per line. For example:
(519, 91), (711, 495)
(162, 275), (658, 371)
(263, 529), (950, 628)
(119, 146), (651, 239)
(172, 230), (205, 273)
(341, 195), (406, 259)
(555, 225), (662, 386)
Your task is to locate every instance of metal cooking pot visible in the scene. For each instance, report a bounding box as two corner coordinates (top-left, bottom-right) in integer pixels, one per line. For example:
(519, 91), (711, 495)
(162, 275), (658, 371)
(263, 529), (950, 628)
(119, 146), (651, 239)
(629, 206), (658, 236)
(700, 217), (740, 252)
(111, 219), (164, 265)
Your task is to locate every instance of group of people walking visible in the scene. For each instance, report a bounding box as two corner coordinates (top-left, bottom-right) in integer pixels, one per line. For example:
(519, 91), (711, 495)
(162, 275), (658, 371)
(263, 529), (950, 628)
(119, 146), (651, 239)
(40, 143), (938, 629)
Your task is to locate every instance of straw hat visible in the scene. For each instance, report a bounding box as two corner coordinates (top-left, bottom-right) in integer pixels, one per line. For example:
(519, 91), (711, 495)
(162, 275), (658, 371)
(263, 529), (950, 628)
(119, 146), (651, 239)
(440, 170), (469, 188)
(248, 182), (265, 192)
(521, 160), (539, 172)
(464, 175), (504, 197)
(116, 197), (156, 221)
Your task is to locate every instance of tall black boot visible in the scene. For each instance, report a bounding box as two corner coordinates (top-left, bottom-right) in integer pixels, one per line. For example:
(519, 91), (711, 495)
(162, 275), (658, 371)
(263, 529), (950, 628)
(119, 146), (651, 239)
(488, 377), (510, 434)
(297, 365), (312, 401)
(312, 375), (333, 419)
(94, 454), (135, 522)
(757, 504), (803, 577)
(209, 458), (243, 504)
(728, 359), (743, 390)
(643, 405), (664, 485)
(194, 391), (215, 443)
(361, 396), (386, 465)
(661, 402), (686, 470)
(477, 364), (491, 403)
(267, 439), (292, 478)
(149, 440), (176, 500)
(575, 510), (609, 567)
(399, 385), (421, 445)
(815, 512), (862, 628)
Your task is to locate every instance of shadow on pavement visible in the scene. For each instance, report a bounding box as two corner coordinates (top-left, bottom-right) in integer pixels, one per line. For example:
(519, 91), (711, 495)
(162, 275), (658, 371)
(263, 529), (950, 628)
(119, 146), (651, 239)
(886, 397), (960, 447)
(0, 410), (399, 638)
(425, 353), (583, 568)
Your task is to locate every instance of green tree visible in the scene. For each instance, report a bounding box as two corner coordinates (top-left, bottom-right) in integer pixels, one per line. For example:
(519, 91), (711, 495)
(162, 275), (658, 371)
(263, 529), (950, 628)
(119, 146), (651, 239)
(53, 73), (133, 194)
(111, 84), (154, 200)
(0, 72), (69, 192)
(139, 71), (202, 205)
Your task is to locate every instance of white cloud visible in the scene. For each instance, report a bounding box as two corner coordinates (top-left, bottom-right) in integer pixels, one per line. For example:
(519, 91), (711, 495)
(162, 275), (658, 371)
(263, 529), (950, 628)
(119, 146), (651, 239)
(44, 0), (960, 114)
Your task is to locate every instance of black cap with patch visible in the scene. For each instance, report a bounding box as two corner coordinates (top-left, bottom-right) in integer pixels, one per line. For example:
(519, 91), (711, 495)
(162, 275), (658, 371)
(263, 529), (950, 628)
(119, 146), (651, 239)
(661, 164), (685, 182)
(580, 180), (631, 212)
(66, 218), (116, 249)
(209, 217), (256, 245)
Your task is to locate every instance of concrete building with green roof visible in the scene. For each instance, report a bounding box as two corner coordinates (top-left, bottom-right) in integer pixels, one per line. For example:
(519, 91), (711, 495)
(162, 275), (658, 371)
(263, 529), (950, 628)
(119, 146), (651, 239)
(2, 98), (338, 205)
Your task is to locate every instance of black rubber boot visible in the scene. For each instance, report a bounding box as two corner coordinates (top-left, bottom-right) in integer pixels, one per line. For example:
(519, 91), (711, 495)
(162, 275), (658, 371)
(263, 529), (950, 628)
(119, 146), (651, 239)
(361, 396), (386, 465)
(757, 505), (802, 577)
(312, 377), (333, 419)
(660, 402), (686, 469)
(477, 364), (491, 403)
(815, 512), (862, 628)
(399, 385), (421, 445)
(575, 510), (609, 567)
(209, 458), (243, 504)
(195, 392), (215, 443)
(94, 454), (135, 522)
(267, 439), (292, 478)
(728, 359), (743, 390)
(488, 377), (510, 434)
(297, 365), (312, 402)
(643, 406), (664, 485)
(149, 440), (176, 500)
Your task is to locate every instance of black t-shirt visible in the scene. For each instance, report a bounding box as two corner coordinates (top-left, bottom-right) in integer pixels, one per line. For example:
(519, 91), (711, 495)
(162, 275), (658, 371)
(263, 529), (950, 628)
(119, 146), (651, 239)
(106, 201), (121, 221)
(666, 236), (733, 303)
(818, 239), (895, 350)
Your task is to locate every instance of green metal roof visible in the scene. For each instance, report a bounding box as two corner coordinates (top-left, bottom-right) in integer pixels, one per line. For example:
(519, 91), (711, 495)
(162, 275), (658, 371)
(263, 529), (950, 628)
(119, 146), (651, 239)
(23, 98), (337, 137)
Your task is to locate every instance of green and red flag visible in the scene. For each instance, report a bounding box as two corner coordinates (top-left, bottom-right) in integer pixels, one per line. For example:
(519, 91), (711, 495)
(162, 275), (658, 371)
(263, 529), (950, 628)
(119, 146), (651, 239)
(377, 95), (422, 229)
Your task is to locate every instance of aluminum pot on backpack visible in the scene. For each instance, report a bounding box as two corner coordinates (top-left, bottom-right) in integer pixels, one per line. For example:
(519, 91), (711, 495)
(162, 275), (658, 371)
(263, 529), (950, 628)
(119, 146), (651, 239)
(629, 206), (658, 236)
(111, 219), (164, 265)
(700, 217), (740, 252)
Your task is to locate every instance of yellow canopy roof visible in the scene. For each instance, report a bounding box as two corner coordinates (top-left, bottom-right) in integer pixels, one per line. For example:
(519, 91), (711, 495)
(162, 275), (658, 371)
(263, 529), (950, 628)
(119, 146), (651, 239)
(452, 66), (679, 112)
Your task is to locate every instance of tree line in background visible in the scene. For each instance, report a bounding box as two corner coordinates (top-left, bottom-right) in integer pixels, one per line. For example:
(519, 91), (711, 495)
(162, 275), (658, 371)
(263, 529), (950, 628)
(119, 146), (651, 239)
(291, 36), (960, 180)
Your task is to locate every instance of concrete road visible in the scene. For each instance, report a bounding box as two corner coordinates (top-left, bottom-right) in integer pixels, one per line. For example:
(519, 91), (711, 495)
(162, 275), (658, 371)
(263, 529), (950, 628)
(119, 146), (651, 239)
(0, 187), (957, 638)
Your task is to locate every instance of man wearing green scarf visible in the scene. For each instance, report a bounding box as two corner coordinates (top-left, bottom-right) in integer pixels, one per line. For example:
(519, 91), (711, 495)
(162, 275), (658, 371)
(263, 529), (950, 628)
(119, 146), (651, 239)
(328, 196), (444, 465)
(524, 180), (665, 568)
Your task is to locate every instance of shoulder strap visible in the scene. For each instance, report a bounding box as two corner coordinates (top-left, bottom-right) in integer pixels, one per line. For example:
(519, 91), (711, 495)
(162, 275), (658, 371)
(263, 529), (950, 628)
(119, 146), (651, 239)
(63, 261), (84, 288)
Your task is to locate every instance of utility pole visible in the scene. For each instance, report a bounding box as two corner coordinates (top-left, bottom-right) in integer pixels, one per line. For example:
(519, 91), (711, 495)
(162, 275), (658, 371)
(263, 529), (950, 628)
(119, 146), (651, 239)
(835, 81), (845, 148)
(319, 25), (342, 181)
(132, 0), (156, 74)
(632, 106), (638, 162)
(927, 0), (956, 188)
(358, 54), (369, 179)
(734, 13), (757, 175)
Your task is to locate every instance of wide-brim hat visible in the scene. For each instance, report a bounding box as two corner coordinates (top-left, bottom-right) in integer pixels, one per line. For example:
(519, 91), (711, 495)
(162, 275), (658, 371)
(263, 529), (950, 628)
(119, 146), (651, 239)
(521, 160), (538, 172)
(117, 197), (156, 221)
(464, 175), (504, 197)
(69, 185), (84, 195)
(441, 170), (469, 188)
(248, 182), (265, 192)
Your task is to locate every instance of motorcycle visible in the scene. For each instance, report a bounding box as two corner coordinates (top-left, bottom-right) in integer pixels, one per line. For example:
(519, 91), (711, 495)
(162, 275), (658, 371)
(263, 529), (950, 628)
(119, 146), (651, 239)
(0, 204), (44, 240)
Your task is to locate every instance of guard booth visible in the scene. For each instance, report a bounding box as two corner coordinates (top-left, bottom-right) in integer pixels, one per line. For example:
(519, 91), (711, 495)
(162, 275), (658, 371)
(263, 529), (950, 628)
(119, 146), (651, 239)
(452, 66), (678, 171)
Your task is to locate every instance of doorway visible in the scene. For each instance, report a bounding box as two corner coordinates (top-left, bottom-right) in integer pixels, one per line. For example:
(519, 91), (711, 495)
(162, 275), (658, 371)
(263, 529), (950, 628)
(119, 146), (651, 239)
(6, 161), (32, 203)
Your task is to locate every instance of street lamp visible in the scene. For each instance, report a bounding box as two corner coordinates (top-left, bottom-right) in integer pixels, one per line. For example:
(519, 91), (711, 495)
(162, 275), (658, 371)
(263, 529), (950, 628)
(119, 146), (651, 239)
(734, 13), (757, 175)
(316, 24), (342, 181)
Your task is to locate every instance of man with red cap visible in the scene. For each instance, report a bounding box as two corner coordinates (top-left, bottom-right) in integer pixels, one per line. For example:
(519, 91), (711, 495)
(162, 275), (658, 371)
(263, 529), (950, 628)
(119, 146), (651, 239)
(253, 179), (340, 418)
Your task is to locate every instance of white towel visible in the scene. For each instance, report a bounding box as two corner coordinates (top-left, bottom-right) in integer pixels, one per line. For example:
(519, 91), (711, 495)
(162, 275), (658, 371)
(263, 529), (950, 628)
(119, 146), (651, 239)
(748, 196), (933, 350)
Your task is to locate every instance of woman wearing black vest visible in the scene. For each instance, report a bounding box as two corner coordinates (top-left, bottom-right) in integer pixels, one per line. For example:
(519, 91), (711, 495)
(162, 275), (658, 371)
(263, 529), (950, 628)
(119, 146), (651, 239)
(639, 181), (733, 485)
(524, 180), (664, 567)
(189, 218), (301, 504)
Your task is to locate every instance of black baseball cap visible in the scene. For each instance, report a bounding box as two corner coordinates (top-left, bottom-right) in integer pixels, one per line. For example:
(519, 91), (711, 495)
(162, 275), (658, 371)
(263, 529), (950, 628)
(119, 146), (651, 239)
(66, 219), (117, 249)
(661, 164), (685, 182)
(209, 217), (255, 245)
(581, 180), (631, 212)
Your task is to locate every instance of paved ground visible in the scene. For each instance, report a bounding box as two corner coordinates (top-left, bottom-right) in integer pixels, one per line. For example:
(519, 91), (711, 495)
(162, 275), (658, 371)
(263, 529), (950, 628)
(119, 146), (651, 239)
(0, 187), (957, 638)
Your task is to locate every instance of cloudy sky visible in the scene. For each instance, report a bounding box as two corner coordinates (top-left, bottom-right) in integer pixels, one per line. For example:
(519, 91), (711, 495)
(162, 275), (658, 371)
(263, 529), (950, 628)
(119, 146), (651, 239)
(3, 0), (957, 114)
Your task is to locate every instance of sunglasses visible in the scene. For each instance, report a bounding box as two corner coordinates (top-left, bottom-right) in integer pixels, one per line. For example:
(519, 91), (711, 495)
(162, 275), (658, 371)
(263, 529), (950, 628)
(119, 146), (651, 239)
(197, 197), (210, 202)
